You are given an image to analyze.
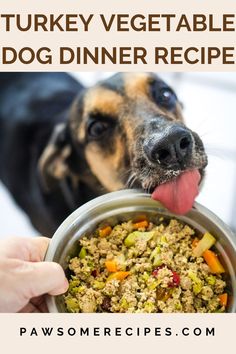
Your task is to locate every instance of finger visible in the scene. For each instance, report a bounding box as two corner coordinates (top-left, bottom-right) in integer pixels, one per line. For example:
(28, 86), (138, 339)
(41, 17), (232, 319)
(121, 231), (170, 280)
(19, 302), (41, 313)
(19, 261), (69, 300)
(0, 237), (50, 262)
(25, 237), (50, 262)
(19, 296), (48, 313)
(31, 296), (49, 312)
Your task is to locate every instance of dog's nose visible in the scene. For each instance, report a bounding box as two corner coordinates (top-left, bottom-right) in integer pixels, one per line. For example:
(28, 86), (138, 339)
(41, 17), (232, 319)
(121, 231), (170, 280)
(145, 126), (193, 168)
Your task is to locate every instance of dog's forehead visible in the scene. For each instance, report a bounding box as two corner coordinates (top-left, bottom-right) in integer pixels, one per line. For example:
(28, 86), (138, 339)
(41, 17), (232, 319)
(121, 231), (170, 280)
(82, 73), (163, 113)
(100, 72), (158, 98)
(83, 87), (123, 116)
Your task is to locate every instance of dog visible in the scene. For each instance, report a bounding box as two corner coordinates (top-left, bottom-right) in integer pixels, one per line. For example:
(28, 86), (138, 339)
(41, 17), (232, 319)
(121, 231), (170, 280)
(0, 72), (207, 237)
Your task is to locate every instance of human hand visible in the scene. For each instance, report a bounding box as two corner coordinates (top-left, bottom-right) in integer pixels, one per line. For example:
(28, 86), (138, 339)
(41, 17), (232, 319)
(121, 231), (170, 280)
(0, 237), (68, 313)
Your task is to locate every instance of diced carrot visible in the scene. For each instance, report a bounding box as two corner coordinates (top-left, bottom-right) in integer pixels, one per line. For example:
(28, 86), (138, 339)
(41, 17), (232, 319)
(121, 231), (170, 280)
(107, 271), (130, 282)
(99, 225), (112, 238)
(105, 260), (118, 273)
(203, 249), (225, 274)
(192, 238), (199, 248)
(219, 293), (228, 307)
(133, 214), (148, 223)
(133, 220), (149, 229)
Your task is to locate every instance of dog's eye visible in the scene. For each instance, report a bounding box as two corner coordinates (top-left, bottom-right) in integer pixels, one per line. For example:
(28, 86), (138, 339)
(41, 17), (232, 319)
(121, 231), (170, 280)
(87, 120), (110, 139)
(152, 86), (177, 110)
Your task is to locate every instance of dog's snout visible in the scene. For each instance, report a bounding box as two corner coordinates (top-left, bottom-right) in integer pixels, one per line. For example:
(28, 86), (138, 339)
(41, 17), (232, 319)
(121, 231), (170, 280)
(145, 126), (193, 168)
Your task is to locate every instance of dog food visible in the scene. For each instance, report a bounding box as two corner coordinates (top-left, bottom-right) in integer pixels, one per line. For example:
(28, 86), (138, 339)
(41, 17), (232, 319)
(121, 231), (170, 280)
(64, 217), (228, 313)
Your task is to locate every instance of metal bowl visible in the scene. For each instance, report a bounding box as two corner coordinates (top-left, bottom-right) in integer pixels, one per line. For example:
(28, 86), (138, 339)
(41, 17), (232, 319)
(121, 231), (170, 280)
(45, 189), (236, 313)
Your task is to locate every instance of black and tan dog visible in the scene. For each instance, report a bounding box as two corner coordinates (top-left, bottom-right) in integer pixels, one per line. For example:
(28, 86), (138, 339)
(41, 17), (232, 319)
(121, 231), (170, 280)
(0, 72), (207, 236)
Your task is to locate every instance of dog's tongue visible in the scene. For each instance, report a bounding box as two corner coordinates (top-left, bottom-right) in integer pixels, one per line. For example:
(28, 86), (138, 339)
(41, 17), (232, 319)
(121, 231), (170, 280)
(151, 169), (201, 215)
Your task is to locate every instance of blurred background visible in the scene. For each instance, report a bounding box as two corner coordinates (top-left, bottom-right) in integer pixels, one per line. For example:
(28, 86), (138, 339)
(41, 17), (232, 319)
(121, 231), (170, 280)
(0, 72), (235, 238)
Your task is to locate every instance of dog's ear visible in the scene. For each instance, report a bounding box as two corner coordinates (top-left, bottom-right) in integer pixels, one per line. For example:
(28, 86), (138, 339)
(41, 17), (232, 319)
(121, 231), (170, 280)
(38, 123), (72, 191)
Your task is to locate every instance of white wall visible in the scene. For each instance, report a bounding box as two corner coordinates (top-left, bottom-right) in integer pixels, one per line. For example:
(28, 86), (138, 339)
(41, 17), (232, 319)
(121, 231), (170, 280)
(0, 72), (235, 239)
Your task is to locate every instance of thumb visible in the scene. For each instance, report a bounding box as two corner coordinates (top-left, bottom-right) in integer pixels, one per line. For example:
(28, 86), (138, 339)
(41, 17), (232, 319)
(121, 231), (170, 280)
(20, 261), (69, 299)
